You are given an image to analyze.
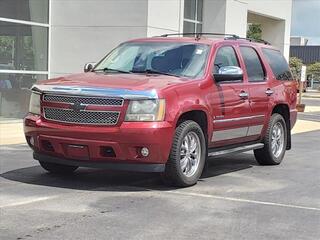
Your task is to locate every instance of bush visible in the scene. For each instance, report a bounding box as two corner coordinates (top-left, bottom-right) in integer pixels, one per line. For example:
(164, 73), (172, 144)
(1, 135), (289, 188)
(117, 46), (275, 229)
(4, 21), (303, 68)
(308, 62), (320, 80)
(289, 57), (303, 80)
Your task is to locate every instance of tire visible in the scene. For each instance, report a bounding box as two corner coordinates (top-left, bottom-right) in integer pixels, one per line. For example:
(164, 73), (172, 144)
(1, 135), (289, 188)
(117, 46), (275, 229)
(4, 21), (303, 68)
(254, 113), (287, 165)
(161, 120), (207, 187)
(39, 161), (78, 174)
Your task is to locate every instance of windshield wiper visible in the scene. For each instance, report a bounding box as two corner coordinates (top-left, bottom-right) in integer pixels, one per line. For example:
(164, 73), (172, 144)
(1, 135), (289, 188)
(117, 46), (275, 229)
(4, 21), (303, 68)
(94, 68), (131, 74)
(131, 69), (178, 77)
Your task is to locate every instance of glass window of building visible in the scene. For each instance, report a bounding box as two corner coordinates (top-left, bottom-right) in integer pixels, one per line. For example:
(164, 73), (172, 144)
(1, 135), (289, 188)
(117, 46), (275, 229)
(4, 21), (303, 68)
(0, 0), (49, 24)
(0, 0), (49, 120)
(183, 0), (203, 34)
(0, 22), (48, 71)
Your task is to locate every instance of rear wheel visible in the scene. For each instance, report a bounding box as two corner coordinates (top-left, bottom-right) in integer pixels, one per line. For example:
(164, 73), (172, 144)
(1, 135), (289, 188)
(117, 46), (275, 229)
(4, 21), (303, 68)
(39, 161), (78, 174)
(161, 120), (206, 187)
(254, 113), (287, 165)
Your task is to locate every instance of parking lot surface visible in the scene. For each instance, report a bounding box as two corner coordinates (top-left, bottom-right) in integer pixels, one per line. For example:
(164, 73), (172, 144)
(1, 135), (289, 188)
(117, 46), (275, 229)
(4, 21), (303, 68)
(1, 100), (320, 240)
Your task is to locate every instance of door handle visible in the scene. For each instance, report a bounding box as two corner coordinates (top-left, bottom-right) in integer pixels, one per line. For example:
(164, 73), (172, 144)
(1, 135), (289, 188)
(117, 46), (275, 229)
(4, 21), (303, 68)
(265, 88), (274, 96)
(239, 91), (249, 99)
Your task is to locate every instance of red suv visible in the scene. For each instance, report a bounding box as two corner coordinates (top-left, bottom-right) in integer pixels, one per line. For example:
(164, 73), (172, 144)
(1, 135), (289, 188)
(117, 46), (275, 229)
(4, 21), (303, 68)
(24, 34), (297, 187)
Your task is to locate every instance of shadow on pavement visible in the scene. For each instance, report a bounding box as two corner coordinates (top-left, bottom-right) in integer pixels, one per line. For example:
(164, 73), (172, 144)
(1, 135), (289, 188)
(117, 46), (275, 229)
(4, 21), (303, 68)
(1, 152), (257, 191)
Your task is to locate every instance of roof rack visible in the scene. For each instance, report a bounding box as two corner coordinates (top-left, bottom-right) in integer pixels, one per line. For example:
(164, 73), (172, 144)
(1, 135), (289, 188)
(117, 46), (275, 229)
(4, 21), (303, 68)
(157, 32), (271, 45)
(158, 32), (239, 40)
(238, 37), (271, 45)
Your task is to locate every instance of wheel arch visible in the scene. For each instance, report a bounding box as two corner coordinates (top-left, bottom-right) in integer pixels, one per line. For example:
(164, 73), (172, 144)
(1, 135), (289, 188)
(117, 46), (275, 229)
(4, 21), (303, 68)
(175, 109), (211, 145)
(271, 103), (291, 150)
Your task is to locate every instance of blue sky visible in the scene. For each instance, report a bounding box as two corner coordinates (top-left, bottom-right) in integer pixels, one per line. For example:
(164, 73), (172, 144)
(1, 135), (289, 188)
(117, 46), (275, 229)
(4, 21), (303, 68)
(291, 0), (320, 45)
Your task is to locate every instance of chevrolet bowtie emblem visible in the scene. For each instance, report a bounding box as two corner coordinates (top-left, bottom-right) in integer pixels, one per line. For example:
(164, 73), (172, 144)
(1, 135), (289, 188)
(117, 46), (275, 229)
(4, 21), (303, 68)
(71, 102), (87, 111)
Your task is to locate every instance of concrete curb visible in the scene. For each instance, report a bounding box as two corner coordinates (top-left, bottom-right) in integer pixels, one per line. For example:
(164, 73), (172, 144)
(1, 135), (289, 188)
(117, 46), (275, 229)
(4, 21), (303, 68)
(303, 95), (320, 99)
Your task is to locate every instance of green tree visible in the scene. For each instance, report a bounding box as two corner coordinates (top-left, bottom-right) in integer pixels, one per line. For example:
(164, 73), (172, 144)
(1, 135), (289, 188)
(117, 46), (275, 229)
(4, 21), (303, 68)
(289, 57), (303, 80)
(247, 23), (262, 41)
(307, 62), (320, 80)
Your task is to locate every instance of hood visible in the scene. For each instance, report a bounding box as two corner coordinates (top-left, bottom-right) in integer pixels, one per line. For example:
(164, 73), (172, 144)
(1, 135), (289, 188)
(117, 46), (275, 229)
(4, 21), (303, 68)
(34, 72), (189, 99)
(39, 72), (188, 91)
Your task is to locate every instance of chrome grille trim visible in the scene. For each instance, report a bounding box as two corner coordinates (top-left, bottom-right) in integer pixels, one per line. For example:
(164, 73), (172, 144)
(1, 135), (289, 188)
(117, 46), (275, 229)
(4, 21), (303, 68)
(43, 107), (120, 125)
(43, 94), (124, 106)
(32, 84), (158, 99)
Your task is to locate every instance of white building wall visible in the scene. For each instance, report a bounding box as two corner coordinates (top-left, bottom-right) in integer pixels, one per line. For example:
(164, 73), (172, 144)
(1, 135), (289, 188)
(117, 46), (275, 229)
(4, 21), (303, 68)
(202, 0), (226, 34)
(50, 0), (148, 77)
(225, 0), (247, 38)
(147, 0), (182, 37)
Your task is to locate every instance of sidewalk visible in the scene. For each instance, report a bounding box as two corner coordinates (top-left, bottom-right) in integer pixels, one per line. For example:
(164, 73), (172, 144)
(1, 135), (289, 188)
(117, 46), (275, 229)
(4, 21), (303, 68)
(0, 122), (25, 145)
(303, 89), (320, 99)
(292, 119), (320, 134)
(305, 105), (320, 113)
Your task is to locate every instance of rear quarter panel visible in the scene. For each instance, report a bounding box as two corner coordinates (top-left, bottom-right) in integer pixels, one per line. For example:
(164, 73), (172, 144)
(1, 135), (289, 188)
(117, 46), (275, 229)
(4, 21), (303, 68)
(257, 45), (298, 130)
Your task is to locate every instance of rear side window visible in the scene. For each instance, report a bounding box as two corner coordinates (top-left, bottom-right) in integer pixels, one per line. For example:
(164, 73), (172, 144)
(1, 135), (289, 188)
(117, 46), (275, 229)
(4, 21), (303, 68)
(240, 46), (265, 82)
(213, 46), (239, 74)
(262, 48), (293, 80)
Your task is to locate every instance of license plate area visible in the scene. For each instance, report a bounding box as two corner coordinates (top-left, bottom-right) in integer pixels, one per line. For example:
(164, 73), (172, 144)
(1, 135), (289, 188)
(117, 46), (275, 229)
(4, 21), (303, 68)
(65, 144), (89, 160)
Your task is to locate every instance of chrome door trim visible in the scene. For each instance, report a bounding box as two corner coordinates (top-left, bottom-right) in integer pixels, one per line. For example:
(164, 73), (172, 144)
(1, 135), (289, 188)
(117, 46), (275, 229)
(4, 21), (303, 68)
(212, 127), (248, 142)
(213, 115), (265, 123)
(247, 125), (263, 136)
(211, 124), (263, 142)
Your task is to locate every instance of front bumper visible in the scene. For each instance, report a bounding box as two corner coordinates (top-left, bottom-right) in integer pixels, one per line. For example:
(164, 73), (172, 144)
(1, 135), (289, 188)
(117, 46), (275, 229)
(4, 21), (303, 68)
(34, 152), (165, 172)
(24, 114), (174, 167)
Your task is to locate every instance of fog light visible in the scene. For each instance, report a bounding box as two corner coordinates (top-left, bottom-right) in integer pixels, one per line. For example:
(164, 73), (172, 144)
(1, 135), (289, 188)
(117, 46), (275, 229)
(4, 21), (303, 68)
(141, 147), (149, 157)
(29, 136), (35, 146)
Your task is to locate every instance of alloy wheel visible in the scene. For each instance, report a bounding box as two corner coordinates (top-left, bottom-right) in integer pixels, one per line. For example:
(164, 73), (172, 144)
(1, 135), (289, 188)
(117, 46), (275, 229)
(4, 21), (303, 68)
(180, 131), (201, 177)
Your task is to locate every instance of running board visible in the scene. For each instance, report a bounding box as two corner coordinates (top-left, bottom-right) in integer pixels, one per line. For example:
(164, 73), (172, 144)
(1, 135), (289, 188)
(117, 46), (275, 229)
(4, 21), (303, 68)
(208, 143), (264, 157)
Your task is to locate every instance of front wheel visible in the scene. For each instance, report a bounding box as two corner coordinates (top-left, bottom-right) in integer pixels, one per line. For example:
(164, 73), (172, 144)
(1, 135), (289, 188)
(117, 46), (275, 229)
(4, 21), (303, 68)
(39, 161), (78, 174)
(254, 113), (287, 165)
(161, 120), (206, 187)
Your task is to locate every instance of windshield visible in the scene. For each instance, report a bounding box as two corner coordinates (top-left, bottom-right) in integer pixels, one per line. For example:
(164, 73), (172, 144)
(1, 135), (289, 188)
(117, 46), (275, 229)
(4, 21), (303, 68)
(94, 42), (210, 79)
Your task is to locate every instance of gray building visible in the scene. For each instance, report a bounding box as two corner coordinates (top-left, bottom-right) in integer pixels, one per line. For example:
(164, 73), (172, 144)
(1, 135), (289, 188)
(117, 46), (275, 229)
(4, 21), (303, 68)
(0, 0), (293, 121)
(290, 46), (320, 64)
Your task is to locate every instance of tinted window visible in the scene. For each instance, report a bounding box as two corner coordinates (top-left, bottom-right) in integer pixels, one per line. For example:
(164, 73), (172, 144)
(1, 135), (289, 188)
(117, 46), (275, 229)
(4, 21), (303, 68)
(262, 48), (293, 80)
(240, 47), (265, 82)
(213, 46), (239, 74)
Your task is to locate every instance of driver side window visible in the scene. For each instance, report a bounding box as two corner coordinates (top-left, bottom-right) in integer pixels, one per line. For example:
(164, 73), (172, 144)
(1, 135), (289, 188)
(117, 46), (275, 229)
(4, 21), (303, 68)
(213, 46), (239, 74)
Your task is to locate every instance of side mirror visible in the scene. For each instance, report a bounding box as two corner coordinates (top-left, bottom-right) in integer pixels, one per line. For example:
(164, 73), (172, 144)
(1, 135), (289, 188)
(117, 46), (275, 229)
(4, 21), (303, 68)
(213, 66), (243, 82)
(84, 62), (95, 72)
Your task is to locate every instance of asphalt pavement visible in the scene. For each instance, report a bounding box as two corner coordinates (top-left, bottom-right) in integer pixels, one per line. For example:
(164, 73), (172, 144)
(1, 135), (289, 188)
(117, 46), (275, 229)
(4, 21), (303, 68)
(300, 98), (320, 122)
(1, 101), (320, 240)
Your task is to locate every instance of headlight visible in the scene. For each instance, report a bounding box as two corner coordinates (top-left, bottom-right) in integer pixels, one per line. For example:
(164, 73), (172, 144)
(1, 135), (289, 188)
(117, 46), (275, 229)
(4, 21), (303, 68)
(125, 99), (165, 121)
(29, 92), (41, 115)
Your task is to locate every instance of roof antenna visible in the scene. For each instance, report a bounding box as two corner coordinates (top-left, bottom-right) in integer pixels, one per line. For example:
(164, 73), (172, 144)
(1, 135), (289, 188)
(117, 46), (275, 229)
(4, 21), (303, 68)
(195, 33), (201, 41)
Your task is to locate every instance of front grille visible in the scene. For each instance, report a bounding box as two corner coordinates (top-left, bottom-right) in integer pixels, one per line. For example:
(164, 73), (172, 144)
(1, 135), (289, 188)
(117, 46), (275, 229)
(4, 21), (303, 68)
(44, 107), (120, 125)
(43, 94), (123, 106)
(42, 94), (123, 125)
